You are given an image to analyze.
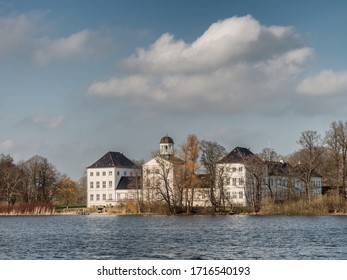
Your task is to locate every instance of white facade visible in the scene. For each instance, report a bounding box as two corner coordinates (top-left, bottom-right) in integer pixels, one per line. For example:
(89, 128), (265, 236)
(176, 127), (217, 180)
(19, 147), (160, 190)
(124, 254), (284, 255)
(142, 157), (175, 203)
(215, 147), (324, 207)
(217, 161), (323, 207)
(87, 166), (140, 207)
(86, 152), (141, 208)
(216, 163), (247, 206)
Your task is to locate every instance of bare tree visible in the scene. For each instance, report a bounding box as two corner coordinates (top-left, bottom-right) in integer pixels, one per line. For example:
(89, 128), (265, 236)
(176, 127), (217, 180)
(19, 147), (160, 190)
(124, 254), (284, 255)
(324, 121), (342, 192)
(336, 121), (347, 198)
(0, 154), (24, 205)
(242, 155), (265, 213)
(200, 140), (227, 212)
(76, 174), (87, 205)
(177, 134), (200, 213)
(20, 155), (60, 202)
(143, 153), (182, 214)
(292, 130), (324, 200)
(55, 177), (78, 207)
(258, 147), (282, 162)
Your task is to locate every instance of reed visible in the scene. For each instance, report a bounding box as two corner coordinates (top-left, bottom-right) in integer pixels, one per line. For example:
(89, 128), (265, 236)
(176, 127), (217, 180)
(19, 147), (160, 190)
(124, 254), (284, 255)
(260, 195), (347, 215)
(0, 202), (55, 215)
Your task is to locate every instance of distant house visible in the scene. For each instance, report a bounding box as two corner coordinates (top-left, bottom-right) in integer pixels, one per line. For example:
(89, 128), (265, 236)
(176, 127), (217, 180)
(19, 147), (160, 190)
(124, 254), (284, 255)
(86, 151), (141, 208)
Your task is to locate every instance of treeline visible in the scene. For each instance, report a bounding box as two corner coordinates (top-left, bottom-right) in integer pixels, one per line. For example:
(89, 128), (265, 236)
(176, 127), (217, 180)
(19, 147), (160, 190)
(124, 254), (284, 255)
(0, 154), (86, 213)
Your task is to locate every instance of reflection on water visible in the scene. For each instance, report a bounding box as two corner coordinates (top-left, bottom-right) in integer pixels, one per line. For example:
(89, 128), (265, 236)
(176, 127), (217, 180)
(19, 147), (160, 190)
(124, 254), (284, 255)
(0, 215), (346, 259)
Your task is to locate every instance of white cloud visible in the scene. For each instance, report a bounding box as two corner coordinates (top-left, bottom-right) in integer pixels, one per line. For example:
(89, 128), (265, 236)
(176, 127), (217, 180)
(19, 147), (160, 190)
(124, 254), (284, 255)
(0, 12), (111, 64)
(0, 12), (43, 58)
(22, 113), (64, 129)
(0, 139), (15, 151)
(34, 30), (106, 65)
(88, 15), (314, 114)
(297, 70), (347, 96)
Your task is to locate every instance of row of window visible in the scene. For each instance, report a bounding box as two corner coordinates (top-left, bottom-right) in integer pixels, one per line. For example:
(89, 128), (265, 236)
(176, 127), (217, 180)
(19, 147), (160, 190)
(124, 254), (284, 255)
(89, 193), (137, 201)
(90, 171), (113, 176)
(226, 166), (244, 172)
(227, 191), (244, 199)
(90, 170), (138, 177)
(225, 177), (244, 186)
(90, 181), (113, 189)
(90, 193), (113, 201)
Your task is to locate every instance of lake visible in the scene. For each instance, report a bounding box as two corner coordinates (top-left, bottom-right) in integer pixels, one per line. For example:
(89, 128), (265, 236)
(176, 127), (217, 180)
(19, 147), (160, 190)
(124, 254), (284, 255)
(0, 215), (346, 259)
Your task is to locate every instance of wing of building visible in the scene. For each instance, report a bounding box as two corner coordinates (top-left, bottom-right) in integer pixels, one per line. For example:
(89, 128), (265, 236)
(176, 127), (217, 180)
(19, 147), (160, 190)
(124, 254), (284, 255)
(86, 151), (141, 208)
(216, 147), (323, 207)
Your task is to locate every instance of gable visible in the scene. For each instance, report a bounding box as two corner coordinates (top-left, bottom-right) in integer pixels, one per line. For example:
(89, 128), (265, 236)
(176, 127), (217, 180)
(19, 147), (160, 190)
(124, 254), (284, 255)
(218, 147), (255, 164)
(88, 151), (135, 169)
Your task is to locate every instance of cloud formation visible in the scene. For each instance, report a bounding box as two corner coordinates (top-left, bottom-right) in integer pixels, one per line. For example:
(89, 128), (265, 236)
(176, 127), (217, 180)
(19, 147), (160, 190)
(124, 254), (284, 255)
(88, 15), (314, 115)
(297, 70), (347, 96)
(0, 12), (110, 64)
(0, 139), (15, 151)
(21, 113), (64, 129)
(0, 12), (42, 58)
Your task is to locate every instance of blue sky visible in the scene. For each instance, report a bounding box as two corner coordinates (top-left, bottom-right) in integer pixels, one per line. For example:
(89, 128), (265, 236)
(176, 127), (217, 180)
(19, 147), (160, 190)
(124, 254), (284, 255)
(1, 0), (347, 180)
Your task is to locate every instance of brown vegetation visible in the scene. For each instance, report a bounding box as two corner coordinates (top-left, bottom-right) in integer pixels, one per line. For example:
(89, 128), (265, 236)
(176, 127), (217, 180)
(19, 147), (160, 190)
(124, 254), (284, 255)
(0, 202), (55, 215)
(259, 194), (347, 215)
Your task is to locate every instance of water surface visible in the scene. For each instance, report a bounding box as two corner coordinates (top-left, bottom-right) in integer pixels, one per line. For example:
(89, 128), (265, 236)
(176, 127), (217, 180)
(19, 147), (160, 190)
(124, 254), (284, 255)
(0, 215), (346, 259)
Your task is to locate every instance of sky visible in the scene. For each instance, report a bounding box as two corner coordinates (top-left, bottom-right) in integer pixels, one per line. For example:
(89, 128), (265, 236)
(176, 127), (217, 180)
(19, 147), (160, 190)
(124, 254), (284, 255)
(1, 0), (347, 180)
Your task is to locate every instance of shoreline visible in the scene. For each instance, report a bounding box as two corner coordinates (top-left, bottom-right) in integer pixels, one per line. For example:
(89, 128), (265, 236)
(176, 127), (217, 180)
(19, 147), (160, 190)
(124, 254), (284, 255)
(1, 211), (347, 217)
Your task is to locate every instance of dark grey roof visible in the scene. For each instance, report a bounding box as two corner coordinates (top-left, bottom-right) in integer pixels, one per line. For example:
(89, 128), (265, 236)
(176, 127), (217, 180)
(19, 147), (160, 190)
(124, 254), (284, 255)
(218, 147), (255, 163)
(88, 151), (135, 169)
(160, 135), (174, 144)
(293, 166), (323, 178)
(116, 176), (141, 190)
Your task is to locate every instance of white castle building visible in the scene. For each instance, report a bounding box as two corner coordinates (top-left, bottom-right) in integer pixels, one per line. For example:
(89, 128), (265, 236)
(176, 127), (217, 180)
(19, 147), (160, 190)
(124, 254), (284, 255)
(86, 137), (323, 209)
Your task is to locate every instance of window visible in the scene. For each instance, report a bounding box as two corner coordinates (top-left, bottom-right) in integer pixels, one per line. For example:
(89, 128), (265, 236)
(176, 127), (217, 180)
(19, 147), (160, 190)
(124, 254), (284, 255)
(239, 191), (243, 199)
(108, 194), (112, 200)
(232, 192), (237, 199)
(232, 167), (237, 172)
(239, 178), (244, 185)
(226, 178), (230, 185)
(102, 171), (106, 176)
(90, 172), (94, 176)
(124, 171), (127, 176)
(90, 182), (94, 189)
(109, 171), (112, 176)
(90, 194), (94, 201)
(96, 194), (100, 201)
(102, 194), (106, 201)
(109, 181), (112, 188)
(238, 167), (243, 172)
(102, 181), (106, 188)
(96, 172), (100, 176)
(232, 178), (237, 186)
(96, 182), (100, 188)
(117, 171), (120, 176)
